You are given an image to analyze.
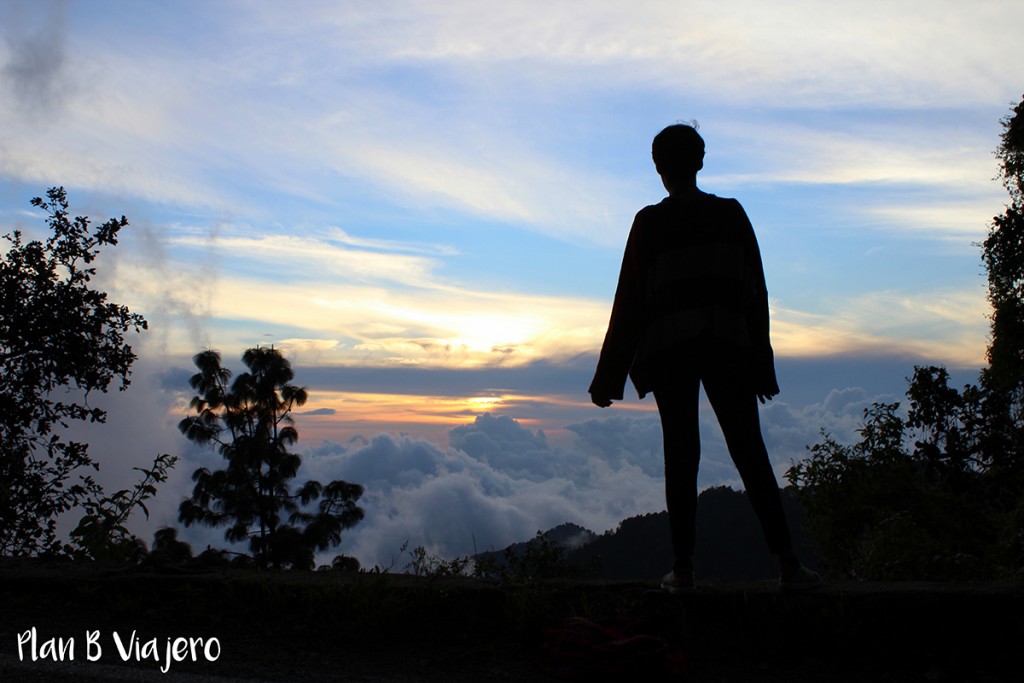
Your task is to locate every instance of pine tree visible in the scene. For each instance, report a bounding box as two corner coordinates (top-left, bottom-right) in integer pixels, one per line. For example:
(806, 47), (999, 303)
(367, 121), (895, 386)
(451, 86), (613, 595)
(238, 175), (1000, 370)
(178, 347), (364, 569)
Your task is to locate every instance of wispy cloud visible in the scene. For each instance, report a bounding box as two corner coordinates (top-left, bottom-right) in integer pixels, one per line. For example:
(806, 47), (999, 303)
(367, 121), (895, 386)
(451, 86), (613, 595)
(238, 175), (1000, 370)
(113, 212), (989, 374)
(773, 286), (989, 366)
(1, 0), (71, 122)
(863, 201), (1005, 241)
(329, 228), (458, 256)
(4, 0), (1016, 247)
(115, 224), (611, 367)
(169, 231), (440, 286)
(244, 0), (1020, 107)
(712, 118), (1003, 192)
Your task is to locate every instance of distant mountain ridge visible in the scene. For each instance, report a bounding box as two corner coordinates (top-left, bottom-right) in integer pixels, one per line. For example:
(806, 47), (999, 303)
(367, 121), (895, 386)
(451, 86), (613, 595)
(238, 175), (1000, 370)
(479, 486), (820, 580)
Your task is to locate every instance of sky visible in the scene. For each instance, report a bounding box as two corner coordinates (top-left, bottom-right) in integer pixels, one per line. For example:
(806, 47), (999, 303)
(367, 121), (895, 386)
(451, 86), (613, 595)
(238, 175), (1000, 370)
(1, 0), (1021, 569)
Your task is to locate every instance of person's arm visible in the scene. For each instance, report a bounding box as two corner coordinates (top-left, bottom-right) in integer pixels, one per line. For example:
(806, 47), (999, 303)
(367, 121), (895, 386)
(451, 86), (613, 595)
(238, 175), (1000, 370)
(735, 201), (780, 403)
(589, 212), (647, 407)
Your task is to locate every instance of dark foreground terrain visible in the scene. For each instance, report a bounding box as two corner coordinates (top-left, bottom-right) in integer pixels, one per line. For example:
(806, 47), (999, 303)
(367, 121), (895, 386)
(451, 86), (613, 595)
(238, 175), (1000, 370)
(1, 559), (1021, 682)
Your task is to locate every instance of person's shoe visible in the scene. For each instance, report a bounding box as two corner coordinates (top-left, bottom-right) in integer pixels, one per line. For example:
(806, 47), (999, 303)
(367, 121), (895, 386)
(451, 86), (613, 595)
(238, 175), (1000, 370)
(660, 570), (696, 595)
(779, 564), (822, 593)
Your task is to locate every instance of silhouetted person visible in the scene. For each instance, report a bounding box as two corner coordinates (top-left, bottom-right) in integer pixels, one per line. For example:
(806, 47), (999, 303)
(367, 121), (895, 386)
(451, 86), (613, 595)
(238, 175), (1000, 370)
(589, 123), (819, 593)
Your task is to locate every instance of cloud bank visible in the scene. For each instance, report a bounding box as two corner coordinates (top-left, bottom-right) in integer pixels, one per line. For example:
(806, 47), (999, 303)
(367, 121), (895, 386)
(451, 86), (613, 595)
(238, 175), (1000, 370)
(289, 381), (894, 568)
(75, 348), (951, 570)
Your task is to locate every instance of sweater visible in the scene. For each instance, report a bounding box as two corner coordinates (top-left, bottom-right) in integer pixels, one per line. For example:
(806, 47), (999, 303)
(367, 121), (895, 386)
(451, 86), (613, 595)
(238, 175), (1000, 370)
(589, 193), (779, 400)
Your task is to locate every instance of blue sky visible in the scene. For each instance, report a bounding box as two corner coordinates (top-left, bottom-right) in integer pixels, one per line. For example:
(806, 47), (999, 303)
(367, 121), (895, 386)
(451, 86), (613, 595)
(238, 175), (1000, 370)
(2, 0), (1021, 567)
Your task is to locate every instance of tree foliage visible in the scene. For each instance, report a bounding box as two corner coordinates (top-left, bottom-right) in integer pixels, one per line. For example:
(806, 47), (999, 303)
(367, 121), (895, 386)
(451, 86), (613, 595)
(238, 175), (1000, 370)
(0, 187), (148, 556)
(788, 371), (1004, 579)
(979, 96), (1024, 484)
(788, 97), (1024, 580)
(178, 347), (364, 569)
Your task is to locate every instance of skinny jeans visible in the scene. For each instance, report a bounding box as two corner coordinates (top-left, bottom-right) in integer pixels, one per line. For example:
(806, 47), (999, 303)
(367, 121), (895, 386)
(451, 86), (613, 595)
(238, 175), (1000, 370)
(652, 349), (792, 572)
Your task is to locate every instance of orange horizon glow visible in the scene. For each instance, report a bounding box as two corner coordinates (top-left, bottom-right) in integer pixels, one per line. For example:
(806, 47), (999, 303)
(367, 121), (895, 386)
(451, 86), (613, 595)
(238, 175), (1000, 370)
(169, 388), (659, 448)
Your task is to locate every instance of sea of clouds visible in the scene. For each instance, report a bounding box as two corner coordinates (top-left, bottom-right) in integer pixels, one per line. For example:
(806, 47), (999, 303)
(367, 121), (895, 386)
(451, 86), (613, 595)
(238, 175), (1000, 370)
(71, 354), (964, 570)
(293, 385), (885, 569)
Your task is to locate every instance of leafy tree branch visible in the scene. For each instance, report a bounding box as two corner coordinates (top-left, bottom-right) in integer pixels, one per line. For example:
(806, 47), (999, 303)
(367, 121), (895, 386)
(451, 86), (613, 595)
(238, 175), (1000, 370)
(1, 187), (147, 556)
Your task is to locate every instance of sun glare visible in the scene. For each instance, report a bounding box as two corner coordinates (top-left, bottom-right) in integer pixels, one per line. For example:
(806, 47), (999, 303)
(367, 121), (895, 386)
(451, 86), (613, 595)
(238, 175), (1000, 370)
(465, 396), (505, 410)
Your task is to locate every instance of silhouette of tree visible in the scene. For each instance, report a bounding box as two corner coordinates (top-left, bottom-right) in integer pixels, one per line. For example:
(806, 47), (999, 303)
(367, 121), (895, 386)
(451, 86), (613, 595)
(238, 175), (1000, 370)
(178, 347), (364, 569)
(980, 95), (1024, 481)
(985, 95), (1024, 368)
(0, 187), (148, 556)
(789, 386), (996, 579)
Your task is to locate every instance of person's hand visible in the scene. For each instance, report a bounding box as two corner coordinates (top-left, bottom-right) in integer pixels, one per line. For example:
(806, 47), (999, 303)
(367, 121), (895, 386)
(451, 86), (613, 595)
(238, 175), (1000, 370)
(590, 392), (613, 408)
(756, 384), (779, 404)
(754, 347), (780, 405)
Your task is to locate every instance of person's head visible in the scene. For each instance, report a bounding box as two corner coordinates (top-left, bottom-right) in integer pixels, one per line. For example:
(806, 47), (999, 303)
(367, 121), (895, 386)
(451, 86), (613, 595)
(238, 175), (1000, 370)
(652, 123), (705, 181)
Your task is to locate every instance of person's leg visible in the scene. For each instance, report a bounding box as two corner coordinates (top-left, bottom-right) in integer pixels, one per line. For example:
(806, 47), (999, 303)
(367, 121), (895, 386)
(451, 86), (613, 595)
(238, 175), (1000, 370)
(701, 362), (793, 558)
(654, 378), (702, 574)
